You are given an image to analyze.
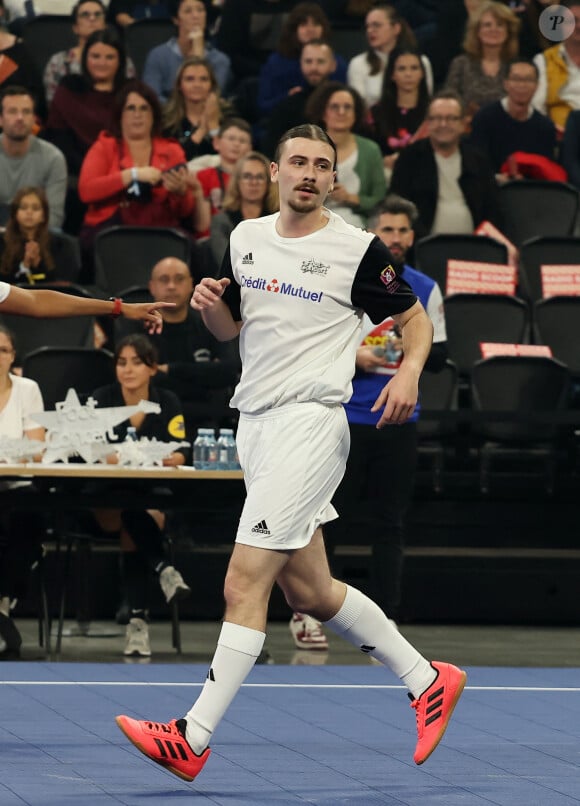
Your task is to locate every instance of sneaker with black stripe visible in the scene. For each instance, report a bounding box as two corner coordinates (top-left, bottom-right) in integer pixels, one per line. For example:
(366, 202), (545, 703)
(115, 715), (210, 781)
(410, 660), (467, 765)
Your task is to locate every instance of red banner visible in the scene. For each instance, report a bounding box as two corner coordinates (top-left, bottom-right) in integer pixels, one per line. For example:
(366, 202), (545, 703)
(479, 342), (553, 358)
(446, 260), (517, 295)
(540, 265), (580, 298)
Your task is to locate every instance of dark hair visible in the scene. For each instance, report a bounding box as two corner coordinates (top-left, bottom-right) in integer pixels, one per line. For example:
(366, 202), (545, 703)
(429, 88), (466, 117)
(506, 58), (539, 80)
(368, 194), (419, 230)
(72, 0), (106, 22)
(278, 2), (331, 59)
(109, 79), (163, 139)
(114, 333), (158, 368)
(218, 116), (252, 138)
(304, 81), (367, 134)
(363, 4), (417, 77)
(169, 0), (207, 17)
(0, 325), (16, 353)
(373, 48), (429, 144)
(274, 123), (337, 170)
(0, 187), (53, 277)
(81, 27), (126, 92)
(0, 85), (35, 112)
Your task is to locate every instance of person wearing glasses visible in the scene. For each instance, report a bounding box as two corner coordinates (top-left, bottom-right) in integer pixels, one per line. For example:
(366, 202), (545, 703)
(390, 89), (499, 238)
(43, 0), (136, 105)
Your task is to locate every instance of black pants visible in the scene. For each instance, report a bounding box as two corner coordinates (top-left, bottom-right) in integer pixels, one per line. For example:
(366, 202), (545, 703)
(0, 500), (45, 602)
(325, 421), (417, 620)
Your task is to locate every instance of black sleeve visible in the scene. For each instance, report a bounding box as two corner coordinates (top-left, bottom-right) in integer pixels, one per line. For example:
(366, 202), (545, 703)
(219, 247), (242, 321)
(424, 341), (448, 372)
(351, 237), (417, 323)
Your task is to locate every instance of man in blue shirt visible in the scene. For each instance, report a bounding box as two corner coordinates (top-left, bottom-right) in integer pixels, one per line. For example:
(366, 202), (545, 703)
(326, 194), (448, 623)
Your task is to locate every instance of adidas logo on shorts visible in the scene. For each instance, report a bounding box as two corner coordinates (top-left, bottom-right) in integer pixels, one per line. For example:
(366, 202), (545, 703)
(251, 519), (271, 535)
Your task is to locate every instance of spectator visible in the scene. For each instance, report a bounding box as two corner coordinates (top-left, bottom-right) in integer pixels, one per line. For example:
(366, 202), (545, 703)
(305, 81), (386, 227)
(209, 151), (278, 273)
(90, 333), (191, 658)
(216, 0), (298, 82)
(44, 27), (128, 178)
(0, 323), (46, 658)
(532, 0), (580, 129)
(370, 47), (431, 176)
(162, 56), (224, 162)
(445, 1), (520, 120)
(0, 86), (67, 229)
(143, 0), (231, 103)
(347, 3), (433, 109)
(261, 39), (337, 159)
(43, 0), (136, 105)
(390, 90), (499, 237)
(192, 117), (253, 238)
(257, 2), (346, 116)
(0, 1), (45, 118)
(560, 108), (580, 190)
(470, 58), (556, 174)
(0, 187), (56, 284)
(324, 194), (447, 626)
(107, 0), (172, 27)
(78, 79), (194, 278)
(116, 257), (241, 436)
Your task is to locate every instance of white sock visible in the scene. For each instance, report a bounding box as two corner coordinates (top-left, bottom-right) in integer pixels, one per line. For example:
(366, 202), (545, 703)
(184, 621), (265, 754)
(324, 585), (436, 699)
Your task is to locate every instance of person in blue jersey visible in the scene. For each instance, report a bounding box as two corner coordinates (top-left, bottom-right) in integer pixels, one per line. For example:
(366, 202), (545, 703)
(115, 124), (466, 784)
(326, 194), (447, 624)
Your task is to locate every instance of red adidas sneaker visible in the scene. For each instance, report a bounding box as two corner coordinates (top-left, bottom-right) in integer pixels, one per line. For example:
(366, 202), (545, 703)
(410, 661), (467, 765)
(115, 715), (210, 781)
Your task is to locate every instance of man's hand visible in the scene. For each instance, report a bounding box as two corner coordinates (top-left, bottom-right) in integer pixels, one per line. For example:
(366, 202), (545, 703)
(371, 364), (419, 428)
(191, 277), (230, 310)
(122, 301), (176, 334)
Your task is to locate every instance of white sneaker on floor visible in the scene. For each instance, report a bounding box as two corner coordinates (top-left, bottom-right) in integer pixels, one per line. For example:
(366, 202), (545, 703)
(289, 612), (329, 650)
(124, 618), (151, 657)
(159, 566), (191, 604)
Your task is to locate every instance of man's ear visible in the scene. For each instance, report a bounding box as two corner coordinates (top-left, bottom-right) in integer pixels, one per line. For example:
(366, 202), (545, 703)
(270, 161), (279, 183)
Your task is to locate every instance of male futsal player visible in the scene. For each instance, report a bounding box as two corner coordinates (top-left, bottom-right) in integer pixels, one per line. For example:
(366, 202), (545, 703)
(0, 282), (169, 330)
(116, 124), (466, 781)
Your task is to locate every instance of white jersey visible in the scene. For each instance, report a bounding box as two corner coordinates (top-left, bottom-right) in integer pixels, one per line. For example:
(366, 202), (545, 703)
(221, 209), (417, 414)
(0, 281), (10, 304)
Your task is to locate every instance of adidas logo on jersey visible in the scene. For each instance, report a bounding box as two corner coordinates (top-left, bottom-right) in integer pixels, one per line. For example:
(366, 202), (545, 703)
(251, 519), (271, 535)
(242, 252), (254, 265)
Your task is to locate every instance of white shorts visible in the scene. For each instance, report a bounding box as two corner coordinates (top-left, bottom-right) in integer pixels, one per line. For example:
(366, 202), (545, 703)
(235, 402), (350, 550)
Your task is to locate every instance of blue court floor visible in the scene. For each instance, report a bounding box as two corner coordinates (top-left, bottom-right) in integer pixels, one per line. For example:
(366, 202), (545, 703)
(1, 662), (579, 805)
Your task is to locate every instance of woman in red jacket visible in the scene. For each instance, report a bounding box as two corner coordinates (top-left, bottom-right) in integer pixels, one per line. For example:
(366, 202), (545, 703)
(78, 79), (194, 280)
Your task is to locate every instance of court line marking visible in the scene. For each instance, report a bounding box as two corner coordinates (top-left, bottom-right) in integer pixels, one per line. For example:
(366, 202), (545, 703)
(0, 682), (579, 692)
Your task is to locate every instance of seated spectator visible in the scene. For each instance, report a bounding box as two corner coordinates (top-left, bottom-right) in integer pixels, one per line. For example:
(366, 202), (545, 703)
(209, 151), (278, 273)
(107, 0), (172, 27)
(261, 38), (337, 159)
(347, 3), (433, 110)
(44, 27), (128, 178)
(0, 86), (67, 229)
(78, 79), (194, 278)
(561, 108), (580, 190)
(143, 0), (231, 103)
(370, 47), (431, 176)
(0, 323), (46, 658)
(470, 59), (557, 174)
(116, 257), (241, 436)
(390, 89), (499, 237)
(0, 187), (59, 284)
(445, 1), (520, 121)
(532, 0), (580, 130)
(162, 56), (225, 162)
(216, 0), (297, 82)
(0, 1), (45, 119)
(257, 2), (346, 116)
(192, 117), (253, 238)
(305, 81), (386, 228)
(44, 0), (136, 105)
(90, 333), (191, 658)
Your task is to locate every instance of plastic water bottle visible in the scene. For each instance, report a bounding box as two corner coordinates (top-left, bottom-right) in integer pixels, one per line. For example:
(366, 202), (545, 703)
(205, 428), (218, 470)
(217, 428), (237, 470)
(126, 426), (138, 441)
(193, 428), (208, 469)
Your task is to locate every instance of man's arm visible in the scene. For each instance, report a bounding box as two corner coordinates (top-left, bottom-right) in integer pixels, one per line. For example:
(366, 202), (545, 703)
(190, 277), (242, 341)
(1, 285), (173, 332)
(371, 300), (433, 428)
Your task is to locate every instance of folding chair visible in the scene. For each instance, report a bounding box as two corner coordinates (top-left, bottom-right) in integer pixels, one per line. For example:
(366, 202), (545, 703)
(417, 359), (459, 493)
(497, 180), (580, 247)
(518, 236), (580, 303)
(414, 234), (508, 294)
